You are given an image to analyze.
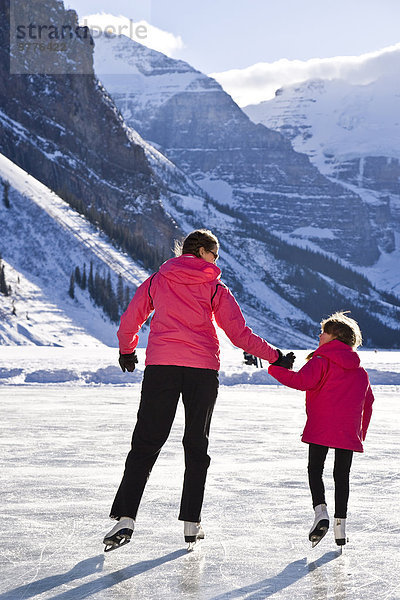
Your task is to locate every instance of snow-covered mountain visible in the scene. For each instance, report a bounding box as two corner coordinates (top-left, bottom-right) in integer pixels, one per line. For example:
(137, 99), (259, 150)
(244, 44), (400, 176)
(0, 0), (181, 270)
(91, 33), (379, 267)
(0, 153), (152, 346)
(0, 1), (317, 349)
(3, 149), (400, 348)
(1, 1), (399, 348)
(243, 45), (400, 285)
(0, 152), (315, 348)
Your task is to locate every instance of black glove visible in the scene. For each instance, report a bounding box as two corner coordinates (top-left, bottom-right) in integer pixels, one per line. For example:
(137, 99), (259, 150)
(118, 351), (138, 372)
(271, 349), (296, 370)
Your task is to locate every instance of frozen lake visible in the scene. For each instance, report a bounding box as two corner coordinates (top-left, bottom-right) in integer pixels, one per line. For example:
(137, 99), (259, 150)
(0, 348), (399, 599)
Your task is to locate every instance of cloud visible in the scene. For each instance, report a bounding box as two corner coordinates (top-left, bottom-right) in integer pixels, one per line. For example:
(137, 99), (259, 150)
(210, 43), (400, 107)
(79, 13), (184, 57)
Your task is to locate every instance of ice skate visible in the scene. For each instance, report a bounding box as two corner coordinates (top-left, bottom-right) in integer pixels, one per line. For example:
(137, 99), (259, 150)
(334, 517), (347, 546)
(309, 503), (329, 547)
(103, 517), (134, 552)
(184, 521), (204, 551)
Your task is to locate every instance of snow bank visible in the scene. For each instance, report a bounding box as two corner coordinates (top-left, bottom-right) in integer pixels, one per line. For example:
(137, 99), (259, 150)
(0, 347), (398, 387)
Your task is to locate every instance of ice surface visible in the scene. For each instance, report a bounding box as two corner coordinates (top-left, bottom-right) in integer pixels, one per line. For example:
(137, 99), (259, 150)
(0, 347), (399, 600)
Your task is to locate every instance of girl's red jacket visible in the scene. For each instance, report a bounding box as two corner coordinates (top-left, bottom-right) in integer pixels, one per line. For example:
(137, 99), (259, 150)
(269, 339), (374, 452)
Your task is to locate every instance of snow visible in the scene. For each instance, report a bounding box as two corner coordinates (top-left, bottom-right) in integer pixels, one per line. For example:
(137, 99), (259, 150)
(90, 34), (216, 114)
(242, 44), (400, 168)
(0, 346), (398, 387)
(0, 345), (399, 600)
(323, 182), (400, 296)
(289, 226), (337, 241)
(0, 260), (110, 347)
(80, 14), (183, 58)
(197, 177), (235, 206)
(242, 69), (400, 297)
(0, 153), (150, 346)
(244, 75), (400, 173)
(359, 234), (400, 295)
(0, 152), (317, 349)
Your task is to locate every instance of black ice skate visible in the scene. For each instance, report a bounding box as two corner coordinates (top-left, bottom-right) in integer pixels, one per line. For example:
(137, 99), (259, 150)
(103, 517), (134, 552)
(309, 503), (329, 547)
(184, 521), (205, 551)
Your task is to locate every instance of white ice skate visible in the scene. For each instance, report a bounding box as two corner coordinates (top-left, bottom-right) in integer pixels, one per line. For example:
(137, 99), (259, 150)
(103, 517), (135, 552)
(334, 517), (347, 546)
(184, 521), (205, 551)
(309, 504), (329, 547)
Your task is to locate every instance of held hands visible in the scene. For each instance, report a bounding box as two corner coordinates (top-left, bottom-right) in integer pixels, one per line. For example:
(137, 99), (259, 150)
(272, 349), (296, 370)
(119, 351), (138, 372)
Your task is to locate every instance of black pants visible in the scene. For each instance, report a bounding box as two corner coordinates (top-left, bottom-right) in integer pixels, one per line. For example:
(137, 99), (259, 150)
(308, 443), (354, 518)
(110, 365), (219, 522)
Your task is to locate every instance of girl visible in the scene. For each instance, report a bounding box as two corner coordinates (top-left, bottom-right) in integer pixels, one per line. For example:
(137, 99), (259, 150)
(268, 312), (374, 547)
(104, 229), (285, 551)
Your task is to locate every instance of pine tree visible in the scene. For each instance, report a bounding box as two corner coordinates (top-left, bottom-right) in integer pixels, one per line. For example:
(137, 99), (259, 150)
(0, 265), (7, 295)
(106, 284), (120, 323)
(0, 257), (10, 296)
(82, 263), (87, 289)
(88, 262), (94, 296)
(94, 270), (102, 306)
(68, 273), (75, 299)
(106, 271), (112, 297)
(117, 274), (124, 308)
(75, 266), (82, 288)
(125, 285), (131, 310)
(2, 181), (10, 209)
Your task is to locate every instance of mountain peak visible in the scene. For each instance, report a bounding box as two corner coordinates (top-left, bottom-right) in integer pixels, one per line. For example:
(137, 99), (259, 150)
(93, 33), (199, 77)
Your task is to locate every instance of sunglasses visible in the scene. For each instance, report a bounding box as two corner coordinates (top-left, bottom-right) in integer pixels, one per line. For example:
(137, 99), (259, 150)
(209, 250), (219, 260)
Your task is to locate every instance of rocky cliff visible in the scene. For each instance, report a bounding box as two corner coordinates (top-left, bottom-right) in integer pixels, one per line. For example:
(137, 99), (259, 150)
(244, 73), (400, 260)
(0, 0), (180, 266)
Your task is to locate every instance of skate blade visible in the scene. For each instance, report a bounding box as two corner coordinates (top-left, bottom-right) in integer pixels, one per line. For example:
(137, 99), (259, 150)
(104, 537), (131, 552)
(309, 519), (329, 542)
(187, 541), (200, 552)
(186, 535), (204, 552)
(335, 536), (348, 547)
(310, 527), (329, 548)
(103, 530), (132, 553)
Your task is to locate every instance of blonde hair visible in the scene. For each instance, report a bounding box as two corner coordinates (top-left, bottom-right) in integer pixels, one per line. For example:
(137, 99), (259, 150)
(306, 311), (362, 360)
(174, 229), (219, 258)
(321, 311), (362, 348)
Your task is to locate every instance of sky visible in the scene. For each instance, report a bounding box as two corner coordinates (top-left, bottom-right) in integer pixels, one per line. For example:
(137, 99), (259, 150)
(65, 0), (400, 71)
(64, 0), (400, 105)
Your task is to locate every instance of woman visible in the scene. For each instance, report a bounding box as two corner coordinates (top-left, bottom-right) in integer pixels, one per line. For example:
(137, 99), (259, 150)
(103, 229), (286, 551)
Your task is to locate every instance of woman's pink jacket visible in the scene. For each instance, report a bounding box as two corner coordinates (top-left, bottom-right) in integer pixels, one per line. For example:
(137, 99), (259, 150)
(268, 340), (374, 452)
(118, 254), (279, 370)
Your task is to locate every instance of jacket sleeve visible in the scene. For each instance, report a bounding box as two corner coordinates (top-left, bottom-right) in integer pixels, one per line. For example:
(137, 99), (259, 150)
(361, 383), (374, 441)
(268, 356), (327, 390)
(117, 275), (155, 353)
(212, 284), (279, 363)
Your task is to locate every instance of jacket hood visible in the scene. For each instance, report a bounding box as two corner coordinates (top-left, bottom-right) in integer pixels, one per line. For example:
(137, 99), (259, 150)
(315, 339), (360, 369)
(158, 254), (221, 285)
